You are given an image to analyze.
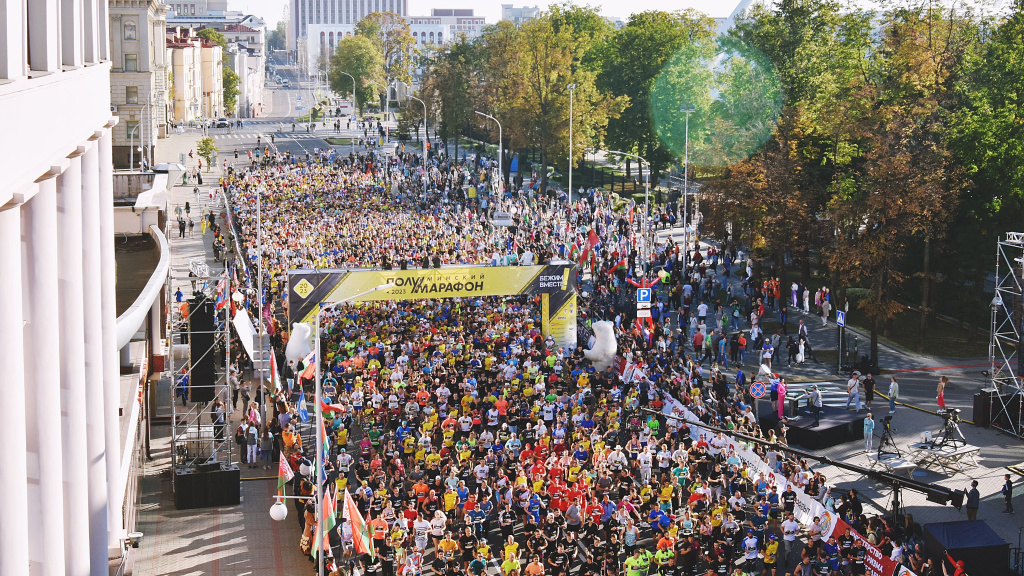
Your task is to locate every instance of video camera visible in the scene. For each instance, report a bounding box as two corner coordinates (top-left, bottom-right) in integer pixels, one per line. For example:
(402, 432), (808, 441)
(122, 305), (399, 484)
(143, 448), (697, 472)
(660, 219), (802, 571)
(940, 408), (961, 422)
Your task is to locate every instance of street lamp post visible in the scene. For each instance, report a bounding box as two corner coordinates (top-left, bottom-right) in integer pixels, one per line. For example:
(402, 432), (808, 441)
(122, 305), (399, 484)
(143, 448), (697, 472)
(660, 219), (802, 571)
(681, 104), (695, 273)
(605, 150), (650, 274)
(568, 83), (576, 205)
(408, 94), (429, 195)
(313, 283), (392, 576)
(128, 123), (141, 171)
(474, 111), (502, 195)
(337, 70), (357, 110)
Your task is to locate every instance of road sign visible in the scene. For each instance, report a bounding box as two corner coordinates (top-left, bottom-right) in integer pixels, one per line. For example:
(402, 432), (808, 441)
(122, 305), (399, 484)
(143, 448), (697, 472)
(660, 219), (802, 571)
(750, 381), (766, 399)
(637, 288), (652, 303)
(836, 311), (846, 327)
(637, 309), (652, 318)
(636, 302), (651, 310)
(297, 95), (302, 101)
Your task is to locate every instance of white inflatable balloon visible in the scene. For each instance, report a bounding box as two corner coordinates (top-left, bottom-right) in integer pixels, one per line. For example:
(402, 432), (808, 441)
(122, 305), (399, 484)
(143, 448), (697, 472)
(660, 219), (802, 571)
(285, 322), (313, 365)
(583, 320), (618, 371)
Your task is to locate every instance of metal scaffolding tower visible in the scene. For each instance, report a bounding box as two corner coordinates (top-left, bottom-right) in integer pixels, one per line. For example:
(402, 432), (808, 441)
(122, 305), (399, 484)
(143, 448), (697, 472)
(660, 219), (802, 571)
(168, 257), (234, 471)
(989, 232), (1024, 437)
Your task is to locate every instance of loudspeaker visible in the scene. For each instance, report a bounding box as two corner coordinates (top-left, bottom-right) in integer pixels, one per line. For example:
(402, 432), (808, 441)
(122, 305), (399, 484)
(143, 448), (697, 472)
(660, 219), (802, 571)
(189, 298), (216, 403)
(974, 389), (994, 428)
(174, 464), (241, 509)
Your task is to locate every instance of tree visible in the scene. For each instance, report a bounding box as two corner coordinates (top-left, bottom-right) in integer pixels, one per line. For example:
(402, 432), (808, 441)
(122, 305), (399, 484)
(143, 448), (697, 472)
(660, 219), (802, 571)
(355, 12), (414, 83)
(267, 21), (287, 51)
(501, 16), (623, 194)
(197, 137), (218, 171)
(420, 37), (481, 157)
(196, 27), (228, 48)
(329, 35), (385, 113)
(598, 10), (718, 179)
(223, 66), (239, 115)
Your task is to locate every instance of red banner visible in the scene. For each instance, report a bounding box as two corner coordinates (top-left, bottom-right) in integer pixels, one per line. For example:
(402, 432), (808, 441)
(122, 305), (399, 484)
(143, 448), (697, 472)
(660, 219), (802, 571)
(819, 512), (915, 576)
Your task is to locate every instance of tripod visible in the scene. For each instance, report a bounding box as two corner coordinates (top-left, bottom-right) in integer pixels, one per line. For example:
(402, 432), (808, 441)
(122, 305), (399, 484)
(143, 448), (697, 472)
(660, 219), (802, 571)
(931, 411), (967, 449)
(877, 417), (901, 459)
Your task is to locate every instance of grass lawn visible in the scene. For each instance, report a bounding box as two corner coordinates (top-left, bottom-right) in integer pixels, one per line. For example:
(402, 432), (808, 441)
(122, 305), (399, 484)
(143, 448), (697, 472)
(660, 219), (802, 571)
(325, 137), (354, 145)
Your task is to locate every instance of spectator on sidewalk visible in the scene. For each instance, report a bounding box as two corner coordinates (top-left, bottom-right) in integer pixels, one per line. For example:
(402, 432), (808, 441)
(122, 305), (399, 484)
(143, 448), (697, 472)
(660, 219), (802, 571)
(864, 413), (875, 452)
(847, 372), (862, 411)
(888, 377), (900, 414)
(1002, 474), (1015, 514)
(965, 480), (980, 520)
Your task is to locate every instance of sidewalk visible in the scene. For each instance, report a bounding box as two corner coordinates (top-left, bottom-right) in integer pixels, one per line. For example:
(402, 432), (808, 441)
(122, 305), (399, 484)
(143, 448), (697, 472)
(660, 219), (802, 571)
(131, 146), (307, 576)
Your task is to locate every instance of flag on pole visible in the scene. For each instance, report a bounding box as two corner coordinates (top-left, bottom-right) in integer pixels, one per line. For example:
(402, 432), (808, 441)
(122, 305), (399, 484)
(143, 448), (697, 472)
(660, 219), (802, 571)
(320, 396), (345, 414)
(300, 350), (317, 380)
(312, 487), (337, 559)
(297, 391), (310, 422)
(343, 489), (376, 560)
(269, 352), (283, 391)
(277, 452), (294, 495)
(606, 258), (628, 275)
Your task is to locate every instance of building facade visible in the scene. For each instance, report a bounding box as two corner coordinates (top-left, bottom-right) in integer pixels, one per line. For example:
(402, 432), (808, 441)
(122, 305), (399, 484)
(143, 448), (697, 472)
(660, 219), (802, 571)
(501, 4), (540, 25)
(290, 0), (409, 50)
(166, 28), (224, 122)
(0, 1), (126, 575)
(109, 0), (171, 169)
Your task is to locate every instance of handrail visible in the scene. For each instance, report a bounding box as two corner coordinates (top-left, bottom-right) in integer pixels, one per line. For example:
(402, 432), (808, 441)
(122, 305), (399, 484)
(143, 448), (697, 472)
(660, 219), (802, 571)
(115, 224), (170, 350)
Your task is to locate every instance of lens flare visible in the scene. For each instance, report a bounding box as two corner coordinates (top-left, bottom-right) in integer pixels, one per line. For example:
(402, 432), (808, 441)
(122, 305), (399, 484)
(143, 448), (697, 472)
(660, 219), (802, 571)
(652, 36), (783, 168)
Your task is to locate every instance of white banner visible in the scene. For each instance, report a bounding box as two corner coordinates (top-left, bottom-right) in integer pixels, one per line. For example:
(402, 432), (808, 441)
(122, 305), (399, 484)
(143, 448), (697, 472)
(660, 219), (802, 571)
(232, 309), (257, 362)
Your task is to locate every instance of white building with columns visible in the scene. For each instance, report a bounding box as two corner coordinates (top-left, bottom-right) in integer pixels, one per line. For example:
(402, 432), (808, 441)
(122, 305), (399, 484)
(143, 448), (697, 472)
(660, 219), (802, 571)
(0, 1), (128, 575)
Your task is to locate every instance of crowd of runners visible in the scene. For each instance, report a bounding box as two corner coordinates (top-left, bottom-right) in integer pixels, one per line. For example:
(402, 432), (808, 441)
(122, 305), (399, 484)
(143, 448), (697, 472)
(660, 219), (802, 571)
(219, 147), (937, 576)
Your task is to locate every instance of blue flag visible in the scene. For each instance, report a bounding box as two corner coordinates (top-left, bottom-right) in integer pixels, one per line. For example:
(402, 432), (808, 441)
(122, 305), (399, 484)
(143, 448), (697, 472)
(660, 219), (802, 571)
(297, 391), (310, 423)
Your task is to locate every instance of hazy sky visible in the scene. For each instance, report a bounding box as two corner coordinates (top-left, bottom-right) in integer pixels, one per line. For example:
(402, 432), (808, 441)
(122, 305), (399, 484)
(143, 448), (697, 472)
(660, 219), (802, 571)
(234, 0), (742, 29)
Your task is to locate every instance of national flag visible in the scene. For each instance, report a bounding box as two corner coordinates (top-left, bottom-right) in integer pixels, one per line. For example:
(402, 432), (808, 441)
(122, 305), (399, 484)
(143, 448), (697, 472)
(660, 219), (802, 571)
(606, 258), (628, 275)
(312, 487), (337, 559)
(277, 452), (294, 495)
(343, 489), (376, 560)
(300, 350), (317, 380)
(586, 228), (601, 252)
(297, 391), (310, 422)
(568, 241), (581, 262)
(628, 199), (636, 224)
(320, 396), (346, 414)
(214, 280), (228, 310)
(269, 352), (283, 391)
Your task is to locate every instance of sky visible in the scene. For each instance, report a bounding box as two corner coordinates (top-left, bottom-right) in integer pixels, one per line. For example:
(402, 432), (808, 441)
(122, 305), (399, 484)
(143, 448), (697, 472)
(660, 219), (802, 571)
(234, 0), (742, 29)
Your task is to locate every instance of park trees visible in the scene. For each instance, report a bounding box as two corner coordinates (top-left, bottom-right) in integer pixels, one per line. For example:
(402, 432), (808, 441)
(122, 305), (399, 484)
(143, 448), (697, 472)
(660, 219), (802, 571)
(355, 12), (415, 84)
(328, 35), (385, 113)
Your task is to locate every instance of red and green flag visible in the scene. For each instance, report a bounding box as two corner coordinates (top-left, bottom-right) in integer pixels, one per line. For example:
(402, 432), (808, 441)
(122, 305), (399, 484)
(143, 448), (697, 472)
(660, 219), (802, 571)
(277, 453), (294, 496)
(311, 487), (337, 559)
(343, 489), (376, 560)
(607, 258), (627, 275)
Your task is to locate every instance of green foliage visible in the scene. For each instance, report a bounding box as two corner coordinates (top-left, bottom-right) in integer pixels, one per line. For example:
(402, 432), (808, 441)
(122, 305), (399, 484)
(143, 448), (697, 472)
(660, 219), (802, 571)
(222, 66), (239, 115)
(329, 35), (385, 113)
(355, 12), (414, 83)
(196, 137), (217, 171)
(268, 21), (286, 51)
(196, 28), (228, 48)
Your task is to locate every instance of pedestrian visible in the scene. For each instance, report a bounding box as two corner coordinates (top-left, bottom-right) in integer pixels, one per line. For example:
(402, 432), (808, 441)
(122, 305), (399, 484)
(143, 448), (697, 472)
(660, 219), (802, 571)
(888, 377), (899, 414)
(937, 375), (949, 412)
(821, 296), (831, 327)
(864, 413), (875, 452)
(1002, 474), (1015, 514)
(178, 217), (186, 238)
(846, 371), (862, 411)
(807, 385), (823, 427)
(188, 218), (194, 237)
(863, 373), (875, 409)
(965, 480), (980, 521)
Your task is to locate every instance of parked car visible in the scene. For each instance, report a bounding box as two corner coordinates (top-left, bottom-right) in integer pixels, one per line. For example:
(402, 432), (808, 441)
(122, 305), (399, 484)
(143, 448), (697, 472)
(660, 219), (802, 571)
(215, 118), (230, 128)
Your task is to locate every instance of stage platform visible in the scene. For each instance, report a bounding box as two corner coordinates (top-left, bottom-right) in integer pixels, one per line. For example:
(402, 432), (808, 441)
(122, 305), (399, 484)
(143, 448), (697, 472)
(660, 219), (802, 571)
(760, 405), (866, 449)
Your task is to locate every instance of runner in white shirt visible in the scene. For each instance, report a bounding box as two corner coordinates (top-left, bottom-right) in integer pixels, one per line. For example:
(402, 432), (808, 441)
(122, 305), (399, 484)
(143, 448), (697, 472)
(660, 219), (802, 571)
(413, 515), (432, 550)
(781, 513), (801, 566)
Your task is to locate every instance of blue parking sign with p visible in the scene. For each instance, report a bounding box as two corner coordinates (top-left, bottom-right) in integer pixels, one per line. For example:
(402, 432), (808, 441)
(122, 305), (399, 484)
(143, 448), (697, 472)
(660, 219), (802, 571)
(637, 288), (651, 303)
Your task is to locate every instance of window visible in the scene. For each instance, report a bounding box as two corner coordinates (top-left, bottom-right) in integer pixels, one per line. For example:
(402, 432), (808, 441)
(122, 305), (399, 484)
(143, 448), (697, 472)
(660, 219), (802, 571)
(124, 120), (140, 142)
(126, 85), (139, 104)
(124, 53), (138, 72)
